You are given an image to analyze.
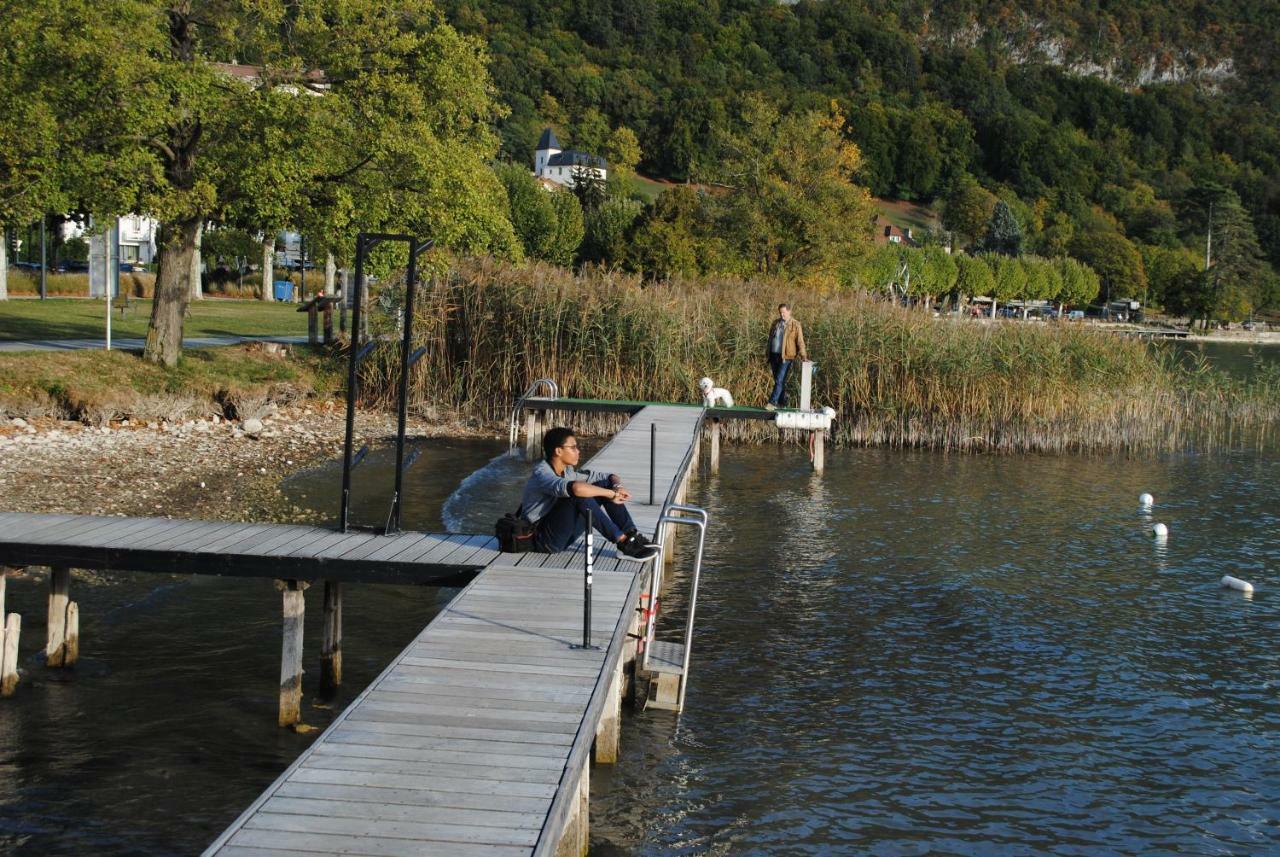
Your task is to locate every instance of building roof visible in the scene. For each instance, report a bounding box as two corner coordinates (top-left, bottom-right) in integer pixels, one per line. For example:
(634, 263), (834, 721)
(546, 150), (607, 169)
(872, 214), (916, 246)
(536, 128), (562, 151)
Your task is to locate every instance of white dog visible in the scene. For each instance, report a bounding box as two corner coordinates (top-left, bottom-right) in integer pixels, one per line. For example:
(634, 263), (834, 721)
(698, 376), (734, 408)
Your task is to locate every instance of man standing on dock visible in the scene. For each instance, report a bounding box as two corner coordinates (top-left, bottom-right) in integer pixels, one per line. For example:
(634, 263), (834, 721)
(521, 427), (661, 560)
(766, 303), (808, 410)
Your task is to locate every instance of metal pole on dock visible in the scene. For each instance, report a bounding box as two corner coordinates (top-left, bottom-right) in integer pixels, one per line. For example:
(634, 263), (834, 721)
(339, 239), (365, 532)
(650, 423), (656, 505)
(390, 247), (418, 533)
(571, 509), (598, 651)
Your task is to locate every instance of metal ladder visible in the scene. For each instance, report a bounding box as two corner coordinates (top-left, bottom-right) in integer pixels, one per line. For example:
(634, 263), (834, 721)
(508, 378), (559, 452)
(641, 503), (708, 712)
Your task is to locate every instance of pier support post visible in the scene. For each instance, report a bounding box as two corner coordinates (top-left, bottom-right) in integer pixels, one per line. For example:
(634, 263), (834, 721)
(594, 658), (623, 764)
(710, 419), (720, 474)
(525, 410), (539, 458)
(46, 567), (71, 667)
(2, 613), (18, 697)
(320, 581), (343, 694)
(1, 573), (20, 696)
(276, 579), (310, 728)
(64, 601), (79, 666)
(555, 763), (590, 857)
(812, 429), (825, 474)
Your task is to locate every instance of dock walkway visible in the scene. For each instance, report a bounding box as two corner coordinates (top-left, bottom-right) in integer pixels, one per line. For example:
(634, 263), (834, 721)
(203, 404), (704, 856)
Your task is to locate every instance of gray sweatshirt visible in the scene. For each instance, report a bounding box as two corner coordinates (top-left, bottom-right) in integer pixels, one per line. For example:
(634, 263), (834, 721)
(520, 460), (611, 524)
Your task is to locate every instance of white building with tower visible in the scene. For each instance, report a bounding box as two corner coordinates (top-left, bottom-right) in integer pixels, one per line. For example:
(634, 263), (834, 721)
(533, 128), (607, 188)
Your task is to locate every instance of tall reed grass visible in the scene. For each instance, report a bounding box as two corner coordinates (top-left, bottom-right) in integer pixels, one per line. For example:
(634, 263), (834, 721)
(358, 258), (1280, 454)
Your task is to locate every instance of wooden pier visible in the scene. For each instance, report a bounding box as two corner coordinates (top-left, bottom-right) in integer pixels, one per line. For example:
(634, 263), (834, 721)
(204, 404), (703, 856)
(0, 403), (707, 855)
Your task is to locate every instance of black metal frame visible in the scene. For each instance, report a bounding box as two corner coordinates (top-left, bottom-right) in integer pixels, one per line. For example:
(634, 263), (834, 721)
(339, 232), (434, 534)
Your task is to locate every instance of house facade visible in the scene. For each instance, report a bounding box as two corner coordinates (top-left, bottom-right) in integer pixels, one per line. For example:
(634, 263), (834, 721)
(533, 128), (607, 188)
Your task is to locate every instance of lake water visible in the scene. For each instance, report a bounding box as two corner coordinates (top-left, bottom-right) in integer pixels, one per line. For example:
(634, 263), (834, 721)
(1, 438), (1277, 854)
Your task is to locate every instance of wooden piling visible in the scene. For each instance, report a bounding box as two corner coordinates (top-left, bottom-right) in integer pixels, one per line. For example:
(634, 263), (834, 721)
(555, 763), (590, 857)
(276, 579), (309, 728)
(320, 580), (343, 694)
(64, 601), (79, 666)
(525, 411), (539, 458)
(1, 574), (18, 696)
(813, 429), (825, 474)
(710, 419), (721, 474)
(46, 567), (70, 667)
(1, 613), (19, 697)
(594, 658), (622, 764)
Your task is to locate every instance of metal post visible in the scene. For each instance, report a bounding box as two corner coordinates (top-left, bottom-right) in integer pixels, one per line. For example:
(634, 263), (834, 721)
(390, 247), (418, 533)
(339, 236), (365, 532)
(299, 234), (306, 302)
(650, 422), (656, 505)
(39, 218), (46, 300)
(571, 507), (598, 651)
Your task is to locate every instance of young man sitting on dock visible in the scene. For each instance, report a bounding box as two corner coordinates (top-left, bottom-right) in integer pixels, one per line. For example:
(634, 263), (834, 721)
(521, 427), (661, 560)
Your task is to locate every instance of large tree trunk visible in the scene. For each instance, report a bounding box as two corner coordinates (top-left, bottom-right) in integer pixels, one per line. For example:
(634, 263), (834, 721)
(189, 221), (203, 300)
(144, 219), (202, 366)
(325, 252), (336, 296)
(261, 238), (274, 301)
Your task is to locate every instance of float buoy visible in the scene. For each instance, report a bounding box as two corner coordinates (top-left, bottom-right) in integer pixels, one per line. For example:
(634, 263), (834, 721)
(1221, 575), (1254, 594)
(1139, 492), (1154, 508)
(1152, 522), (1168, 538)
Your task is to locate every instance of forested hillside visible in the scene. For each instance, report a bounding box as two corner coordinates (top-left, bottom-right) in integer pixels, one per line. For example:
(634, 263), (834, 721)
(441, 0), (1279, 318)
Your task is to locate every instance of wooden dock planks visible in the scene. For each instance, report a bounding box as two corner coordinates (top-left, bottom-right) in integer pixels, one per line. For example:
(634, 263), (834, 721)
(205, 405), (704, 856)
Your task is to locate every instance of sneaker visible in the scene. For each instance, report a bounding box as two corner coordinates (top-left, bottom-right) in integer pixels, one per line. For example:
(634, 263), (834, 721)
(625, 528), (654, 548)
(765, 403), (778, 411)
(618, 535), (660, 560)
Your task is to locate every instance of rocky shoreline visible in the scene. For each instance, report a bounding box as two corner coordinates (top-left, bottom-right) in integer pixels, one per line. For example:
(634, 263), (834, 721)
(0, 401), (495, 524)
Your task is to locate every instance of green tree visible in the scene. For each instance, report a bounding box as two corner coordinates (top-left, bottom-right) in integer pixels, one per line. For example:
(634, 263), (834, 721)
(942, 174), (997, 250)
(1069, 225), (1146, 304)
(580, 195), (642, 267)
(628, 185), (709, 279)
(991, 254), (1026, 314)
(979, 200), (1024, 257)
(547, 190), (585, 267)
(954, 253), (995, 304)
(496, 161), (552, 261)
(1057, 257), (1101, 309)
(714, 96), (874, 277)
(28, 0), (514, 365)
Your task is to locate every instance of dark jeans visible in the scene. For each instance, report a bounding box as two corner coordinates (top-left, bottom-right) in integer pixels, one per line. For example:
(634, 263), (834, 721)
(768, 353), (792, 406)
(534, 495), (638, 553)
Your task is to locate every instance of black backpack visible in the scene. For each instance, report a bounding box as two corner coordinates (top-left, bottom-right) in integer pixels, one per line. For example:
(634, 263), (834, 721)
(495, 509), (535, 553)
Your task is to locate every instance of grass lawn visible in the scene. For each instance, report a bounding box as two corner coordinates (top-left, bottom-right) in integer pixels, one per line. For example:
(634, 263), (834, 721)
(875, 197), (940, 235)
(0, 297), (307, 343)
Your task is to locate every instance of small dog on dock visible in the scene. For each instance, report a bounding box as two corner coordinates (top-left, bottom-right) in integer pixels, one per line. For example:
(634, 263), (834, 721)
(698, 377), (734, 408)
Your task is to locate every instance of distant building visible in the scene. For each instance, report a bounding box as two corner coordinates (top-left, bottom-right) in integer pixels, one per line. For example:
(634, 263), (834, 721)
(533, 128), (607, 188)
(873, 215), (917, 247)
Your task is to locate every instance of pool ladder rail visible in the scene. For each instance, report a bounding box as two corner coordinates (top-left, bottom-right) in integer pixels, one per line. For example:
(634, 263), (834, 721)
(642, 503), (708, 712)
(508, 378), (559, 452)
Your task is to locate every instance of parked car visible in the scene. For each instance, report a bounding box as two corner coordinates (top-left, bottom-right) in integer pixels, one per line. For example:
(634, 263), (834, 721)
(1067, 310), (1085, 321)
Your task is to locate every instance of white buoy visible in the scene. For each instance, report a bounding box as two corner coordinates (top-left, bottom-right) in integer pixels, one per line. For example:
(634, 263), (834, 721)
(1139, 492), (1154, 508)
(1221, 575), (1255, 594)
(1152, 522), (1168, 539)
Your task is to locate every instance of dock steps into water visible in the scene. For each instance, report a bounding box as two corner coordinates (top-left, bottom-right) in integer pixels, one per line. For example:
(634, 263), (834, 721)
(645, 639), (686, 675)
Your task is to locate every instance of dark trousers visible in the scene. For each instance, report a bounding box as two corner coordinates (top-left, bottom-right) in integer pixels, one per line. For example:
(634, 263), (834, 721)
(534, 495), (638, 553)
(768, 353), (792, 406)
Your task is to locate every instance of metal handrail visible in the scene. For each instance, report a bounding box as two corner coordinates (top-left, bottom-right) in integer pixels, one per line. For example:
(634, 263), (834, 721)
(646, 503), (708, 710)
(508, 378), (560, 451)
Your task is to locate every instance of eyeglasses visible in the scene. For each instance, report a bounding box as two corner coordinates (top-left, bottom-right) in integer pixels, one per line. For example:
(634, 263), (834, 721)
(560, 443), (579, 451)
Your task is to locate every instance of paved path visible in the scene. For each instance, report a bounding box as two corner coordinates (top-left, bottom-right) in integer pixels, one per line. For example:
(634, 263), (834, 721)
(0, 334), (309, 353)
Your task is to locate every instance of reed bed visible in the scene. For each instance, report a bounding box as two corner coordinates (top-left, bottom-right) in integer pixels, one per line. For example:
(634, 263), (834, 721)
(357, 257), (1280, 455)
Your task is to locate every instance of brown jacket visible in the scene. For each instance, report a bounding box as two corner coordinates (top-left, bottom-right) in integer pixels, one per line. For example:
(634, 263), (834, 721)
(767, 318), (808, 362)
